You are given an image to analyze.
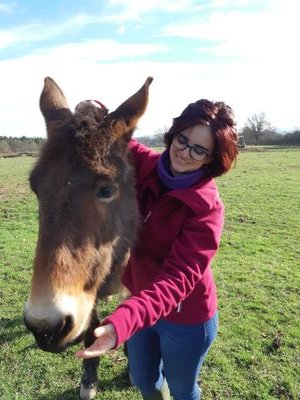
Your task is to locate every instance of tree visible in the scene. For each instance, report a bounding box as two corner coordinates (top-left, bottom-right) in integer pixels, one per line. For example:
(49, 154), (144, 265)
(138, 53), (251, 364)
(242, 112), (276, 145)
(0, 136), (46, 154)
(0, 139), (11, 153)
(278, 130), (300, 145)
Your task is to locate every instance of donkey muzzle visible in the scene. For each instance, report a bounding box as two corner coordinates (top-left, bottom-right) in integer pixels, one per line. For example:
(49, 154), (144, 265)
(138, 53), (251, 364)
(24, 314), (76, 352)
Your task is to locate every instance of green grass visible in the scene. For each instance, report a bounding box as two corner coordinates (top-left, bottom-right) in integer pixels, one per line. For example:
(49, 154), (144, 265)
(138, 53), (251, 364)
(0, 149), (299, 399)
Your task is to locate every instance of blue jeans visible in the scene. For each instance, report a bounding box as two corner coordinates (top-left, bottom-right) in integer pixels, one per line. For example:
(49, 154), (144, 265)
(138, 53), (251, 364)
(127, 313), (218, 400)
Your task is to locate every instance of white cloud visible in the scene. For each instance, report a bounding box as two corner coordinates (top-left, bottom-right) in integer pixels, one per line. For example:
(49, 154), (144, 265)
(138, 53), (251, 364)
(37, 39), (167, 63)
(211, 0), (254, 7)
(0, 30), (17, 48)
(0, 42), (167, 138)
(0, 2), (13, 13)
(0, 14), (94, 49)
(0, 1), (299, 138)
(108, 0), (191, 12)
(1, 48), (299, 139)
(105, 0), (193, 22)
(164, 2), (300, 66)
(117, 24), (126, 34)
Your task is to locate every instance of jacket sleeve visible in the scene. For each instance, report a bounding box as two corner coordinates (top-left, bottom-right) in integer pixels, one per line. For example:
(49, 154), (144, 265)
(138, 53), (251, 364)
(128, 139), (159, 184)
(104, 199), (224, 346)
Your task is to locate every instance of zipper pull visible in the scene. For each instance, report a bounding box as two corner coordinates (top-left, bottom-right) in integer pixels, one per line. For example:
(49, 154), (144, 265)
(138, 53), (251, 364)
(177, 302), (182, 313)
(143, 211), (152, 224)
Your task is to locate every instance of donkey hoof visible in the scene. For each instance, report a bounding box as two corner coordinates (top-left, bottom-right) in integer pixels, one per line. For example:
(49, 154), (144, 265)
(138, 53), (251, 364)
(80, 383), (97, 400)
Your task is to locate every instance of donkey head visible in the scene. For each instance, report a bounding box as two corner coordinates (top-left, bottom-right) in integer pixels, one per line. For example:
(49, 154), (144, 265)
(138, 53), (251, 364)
(24, 77), (152, 352)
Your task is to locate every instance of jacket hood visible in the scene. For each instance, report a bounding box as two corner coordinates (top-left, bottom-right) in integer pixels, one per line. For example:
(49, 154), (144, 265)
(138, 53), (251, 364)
(166, 178), (220, 215)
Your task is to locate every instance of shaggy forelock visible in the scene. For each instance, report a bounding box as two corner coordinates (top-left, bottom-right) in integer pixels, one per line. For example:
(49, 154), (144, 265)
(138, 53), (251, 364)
(71, 101), (115, 174)
(39, 101), (128, 179)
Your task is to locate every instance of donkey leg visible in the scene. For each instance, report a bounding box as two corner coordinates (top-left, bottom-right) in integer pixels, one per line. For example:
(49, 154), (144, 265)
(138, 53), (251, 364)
(80, 310), (100, 400)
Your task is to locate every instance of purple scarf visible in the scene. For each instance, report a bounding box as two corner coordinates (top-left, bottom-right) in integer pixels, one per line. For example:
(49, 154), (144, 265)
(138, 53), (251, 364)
(157, 150), (206, 190)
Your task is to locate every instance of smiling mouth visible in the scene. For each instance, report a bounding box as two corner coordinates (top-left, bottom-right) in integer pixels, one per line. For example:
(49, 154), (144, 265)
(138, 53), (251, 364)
(175, 153), (190, 165)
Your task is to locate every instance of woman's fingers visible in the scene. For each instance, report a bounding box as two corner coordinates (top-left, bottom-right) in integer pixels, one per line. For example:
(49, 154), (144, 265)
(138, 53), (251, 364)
(75, 338), (108, 358)
(74, 323), (117, 359)
(75, 346), (106, 359)
(94, 324), (113, 337)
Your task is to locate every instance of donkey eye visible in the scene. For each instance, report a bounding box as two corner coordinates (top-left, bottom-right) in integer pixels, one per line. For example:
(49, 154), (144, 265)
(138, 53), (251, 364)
(96, 185), (116, 200)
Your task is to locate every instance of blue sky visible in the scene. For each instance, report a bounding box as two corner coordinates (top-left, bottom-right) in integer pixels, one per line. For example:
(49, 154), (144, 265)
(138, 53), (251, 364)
(0, 0), (299, 137)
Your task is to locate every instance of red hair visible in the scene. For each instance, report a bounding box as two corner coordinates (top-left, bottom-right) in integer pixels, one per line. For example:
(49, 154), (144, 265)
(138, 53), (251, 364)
(164, 99), (238, 177)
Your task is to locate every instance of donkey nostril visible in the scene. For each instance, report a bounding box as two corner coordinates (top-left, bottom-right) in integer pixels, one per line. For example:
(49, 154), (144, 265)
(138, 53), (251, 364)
(24, 317), (53, 341)
(34, 329), (54, 345)
(41, 330), (52, 340)
(58, 315), (74, 338)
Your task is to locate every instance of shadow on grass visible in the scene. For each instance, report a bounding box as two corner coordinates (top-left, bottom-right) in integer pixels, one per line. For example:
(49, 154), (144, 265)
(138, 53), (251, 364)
(100, 367), (131, 391)
(35, 369), (131, 400)
(1, 316), (132, 399)
(0, 316), (31, 345)
(36, 388), (79, 400)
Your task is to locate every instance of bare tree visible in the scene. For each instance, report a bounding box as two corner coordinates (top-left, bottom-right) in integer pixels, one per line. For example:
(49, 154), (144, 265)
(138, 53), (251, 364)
(242, 112), (276, 145)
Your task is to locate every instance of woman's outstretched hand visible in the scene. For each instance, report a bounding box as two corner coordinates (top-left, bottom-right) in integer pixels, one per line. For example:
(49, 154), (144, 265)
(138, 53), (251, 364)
(75, 323), (117, 359)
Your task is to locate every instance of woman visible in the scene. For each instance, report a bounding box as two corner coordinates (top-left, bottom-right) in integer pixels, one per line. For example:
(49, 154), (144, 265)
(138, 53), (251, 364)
(76, 99), (238, 400)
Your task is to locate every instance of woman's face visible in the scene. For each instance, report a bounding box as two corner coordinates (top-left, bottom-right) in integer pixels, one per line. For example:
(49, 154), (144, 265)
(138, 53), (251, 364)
(169, 124), (215, 175)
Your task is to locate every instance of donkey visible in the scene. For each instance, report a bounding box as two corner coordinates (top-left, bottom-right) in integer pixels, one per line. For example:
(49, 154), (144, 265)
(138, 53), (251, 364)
(24, 76), (153, 399)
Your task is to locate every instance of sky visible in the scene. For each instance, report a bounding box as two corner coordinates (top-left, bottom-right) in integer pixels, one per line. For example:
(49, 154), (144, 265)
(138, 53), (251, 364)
(0, 0), (299, 138)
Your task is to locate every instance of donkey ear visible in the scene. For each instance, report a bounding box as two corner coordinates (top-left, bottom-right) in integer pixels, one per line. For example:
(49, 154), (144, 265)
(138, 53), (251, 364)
(40, 77), (72, 136)
(109, 77), (153, 141)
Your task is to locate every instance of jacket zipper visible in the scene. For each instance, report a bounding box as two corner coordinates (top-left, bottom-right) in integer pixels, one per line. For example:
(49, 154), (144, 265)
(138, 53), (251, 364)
(143, 209), (182, 313)
(143, 211), (152, 224)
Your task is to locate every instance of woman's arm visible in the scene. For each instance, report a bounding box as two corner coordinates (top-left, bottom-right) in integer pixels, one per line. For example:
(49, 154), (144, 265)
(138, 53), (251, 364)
(128, 139), (159, 183)
(75, 200), (223, 358)
(106, 201), (223, 345)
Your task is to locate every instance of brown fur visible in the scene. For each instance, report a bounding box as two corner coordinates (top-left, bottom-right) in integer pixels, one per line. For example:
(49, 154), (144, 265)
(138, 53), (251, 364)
(25, 77), (152, 355)
(24, 77), (152, 399)
(29, 109), (138, 294)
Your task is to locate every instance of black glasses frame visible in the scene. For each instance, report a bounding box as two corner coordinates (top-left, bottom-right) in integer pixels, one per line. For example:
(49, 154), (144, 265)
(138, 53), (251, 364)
(172, 132), (211, 161)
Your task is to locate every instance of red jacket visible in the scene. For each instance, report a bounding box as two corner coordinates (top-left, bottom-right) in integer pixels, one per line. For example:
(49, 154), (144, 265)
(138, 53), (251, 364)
(105, 140), (224, 346)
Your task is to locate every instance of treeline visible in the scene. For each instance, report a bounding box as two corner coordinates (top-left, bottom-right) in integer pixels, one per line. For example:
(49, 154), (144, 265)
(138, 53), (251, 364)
(240, 112), (300, 146)
(0, 136), (46, 154)
(0, 134), (166, 155)
(138, 130), (300, 147)
(241, 129), (300, 146)
(0, 130), (299, 156)
(135, 133), (165, 148)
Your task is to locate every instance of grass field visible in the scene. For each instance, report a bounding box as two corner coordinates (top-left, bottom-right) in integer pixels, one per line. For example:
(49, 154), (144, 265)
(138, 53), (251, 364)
(0, 148), (299, 399)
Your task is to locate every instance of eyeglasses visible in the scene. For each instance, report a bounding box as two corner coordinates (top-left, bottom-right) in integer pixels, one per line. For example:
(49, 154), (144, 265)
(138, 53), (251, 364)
(172, 132), (211, 161)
